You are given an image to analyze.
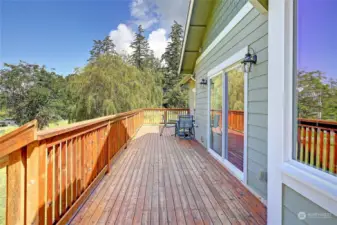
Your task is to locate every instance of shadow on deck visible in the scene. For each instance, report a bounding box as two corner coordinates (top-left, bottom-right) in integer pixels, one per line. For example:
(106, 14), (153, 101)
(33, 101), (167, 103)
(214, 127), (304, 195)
(70, 126), (266, 225)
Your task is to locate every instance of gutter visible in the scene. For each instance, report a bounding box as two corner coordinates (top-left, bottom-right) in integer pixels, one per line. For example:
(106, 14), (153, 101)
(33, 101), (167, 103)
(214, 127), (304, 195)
(178, 0), (195, 75)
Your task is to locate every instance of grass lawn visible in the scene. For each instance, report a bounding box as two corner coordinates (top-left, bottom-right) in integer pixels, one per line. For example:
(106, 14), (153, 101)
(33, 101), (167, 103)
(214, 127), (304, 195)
(0, 120), (69, 225)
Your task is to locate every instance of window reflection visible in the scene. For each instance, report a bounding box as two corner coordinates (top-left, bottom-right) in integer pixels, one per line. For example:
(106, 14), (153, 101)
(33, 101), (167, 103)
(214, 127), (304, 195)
(294, 0), (337, 176)
(226, 66), (244, 172)
(210, 74), (223, 156)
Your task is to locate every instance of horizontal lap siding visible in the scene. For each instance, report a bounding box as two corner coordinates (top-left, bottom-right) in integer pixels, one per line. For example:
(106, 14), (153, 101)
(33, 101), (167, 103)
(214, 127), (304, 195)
(203, 0), (248, 49)
(282, 185), (337, 225)
(194, 6), (268, 199)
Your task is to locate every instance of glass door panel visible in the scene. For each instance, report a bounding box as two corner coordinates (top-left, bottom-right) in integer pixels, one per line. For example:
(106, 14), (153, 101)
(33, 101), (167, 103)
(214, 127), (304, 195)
(209, 74), (223, 156)
(225, 66), (244, 172)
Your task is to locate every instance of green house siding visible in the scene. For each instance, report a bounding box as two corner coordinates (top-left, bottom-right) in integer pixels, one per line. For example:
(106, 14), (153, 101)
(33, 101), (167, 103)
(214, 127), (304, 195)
(202, 0), (248, 50)
(194, 6), (268, 199)
(283, 185), (337, 225)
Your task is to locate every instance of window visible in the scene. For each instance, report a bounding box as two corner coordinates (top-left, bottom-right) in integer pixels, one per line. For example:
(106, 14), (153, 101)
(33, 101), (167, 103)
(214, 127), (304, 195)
(293, 0), (337, 176)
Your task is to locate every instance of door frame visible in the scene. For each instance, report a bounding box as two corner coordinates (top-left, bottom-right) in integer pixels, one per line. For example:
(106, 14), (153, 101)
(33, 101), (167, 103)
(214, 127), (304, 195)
(207, 46), (248, 183)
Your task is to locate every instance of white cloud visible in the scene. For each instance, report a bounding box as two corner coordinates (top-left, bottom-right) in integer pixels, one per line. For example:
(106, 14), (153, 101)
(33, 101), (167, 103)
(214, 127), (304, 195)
(108, 0), (189, 59)
(109, 24), (134, 55)
(148, 28), (169, 59)
(130, 0), (158, 29)
(152, 0), (190, 30)
(130, 0), (189, 30)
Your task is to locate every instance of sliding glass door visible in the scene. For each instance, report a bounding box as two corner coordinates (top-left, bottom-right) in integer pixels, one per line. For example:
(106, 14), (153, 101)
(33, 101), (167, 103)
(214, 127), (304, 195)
(209, 63), (245, 179)
(225, 65), (245, 172)
(209, 73), (223, 156)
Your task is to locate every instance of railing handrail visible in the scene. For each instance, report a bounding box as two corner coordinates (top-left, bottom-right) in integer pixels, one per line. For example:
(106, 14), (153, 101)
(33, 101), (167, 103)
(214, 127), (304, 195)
(298, 118), (337, 130)
(37, 109), (143, 140)
(0, 120), (37, 158)
(145, 107), (189, 110)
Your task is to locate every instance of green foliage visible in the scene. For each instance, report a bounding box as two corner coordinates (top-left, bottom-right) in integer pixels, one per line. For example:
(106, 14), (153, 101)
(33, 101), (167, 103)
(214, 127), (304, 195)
(0, 22), (190, 128)
(89, 35), (116, 62)
(227, 67), (244, 110)
(0, 62), (68, 128)
(130, 25), (150, 70)
(162, 21), (187, 107)
(297, 70), (337, 121)
(68, 54), (163, 121)
(210, 75), (222, 110)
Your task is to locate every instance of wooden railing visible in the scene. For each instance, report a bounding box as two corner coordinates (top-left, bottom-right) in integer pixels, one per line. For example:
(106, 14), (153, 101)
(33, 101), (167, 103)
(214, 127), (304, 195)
(228, 110), (244, 132)
(0, 109), (144, 225)
(143, 108), (190, 124)
(297, 118), (337, 175)
(210, 110), (244, 133)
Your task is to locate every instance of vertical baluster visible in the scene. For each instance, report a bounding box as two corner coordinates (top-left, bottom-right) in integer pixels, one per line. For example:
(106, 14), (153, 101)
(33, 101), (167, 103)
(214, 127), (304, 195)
(61, 142), (66, 215)
(72, 138), (76, 203)
(81, 135), (85, 192)
(77, 136), (81, 197)
(304, 127), (310, 164)
(66, 140), (71, 209)
(329, 131), (335, 174)
(299, 126), (305, 162)
(93, 130), (98, 178)
(46, 146), (54, 225)
(322, 130), (329, 171)
(296, 126), (300, 160)
(54, 144), (60, 222)
(39, 142), (47, 225)
(307, 128), (312, 164)
(316, 129), (322, 169)
(310, 128), (316, 166)
(88, 132), (93, 185)
(334, 132), (337, 174)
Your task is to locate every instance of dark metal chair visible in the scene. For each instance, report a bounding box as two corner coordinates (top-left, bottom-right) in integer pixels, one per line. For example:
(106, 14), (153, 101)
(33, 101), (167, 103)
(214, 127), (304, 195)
(175, 115), (195, 139)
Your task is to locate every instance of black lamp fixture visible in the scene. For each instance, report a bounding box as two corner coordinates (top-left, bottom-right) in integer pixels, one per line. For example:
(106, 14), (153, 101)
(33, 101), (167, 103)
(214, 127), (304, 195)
(241, 47), (257, 73)
(200, 78), (208, 86)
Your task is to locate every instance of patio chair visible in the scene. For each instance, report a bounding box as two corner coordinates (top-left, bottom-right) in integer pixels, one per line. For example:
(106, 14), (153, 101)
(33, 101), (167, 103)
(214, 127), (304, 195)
(175, 115), (195, 139)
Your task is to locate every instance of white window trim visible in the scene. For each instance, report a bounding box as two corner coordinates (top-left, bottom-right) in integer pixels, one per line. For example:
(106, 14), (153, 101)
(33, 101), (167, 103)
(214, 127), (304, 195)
(206, 47), (248, 184)
(268, 0), (337, 224)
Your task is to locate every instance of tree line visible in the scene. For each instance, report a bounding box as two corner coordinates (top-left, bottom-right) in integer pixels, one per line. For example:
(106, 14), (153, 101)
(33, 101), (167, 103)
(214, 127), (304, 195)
(297, 70), (337, 121)
(0, 22), (188, 128)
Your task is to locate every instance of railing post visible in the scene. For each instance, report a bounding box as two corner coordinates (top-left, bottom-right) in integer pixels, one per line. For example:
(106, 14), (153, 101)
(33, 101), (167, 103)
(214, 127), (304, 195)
(7, 149), (26, 225)
(26, 141), (42, 225)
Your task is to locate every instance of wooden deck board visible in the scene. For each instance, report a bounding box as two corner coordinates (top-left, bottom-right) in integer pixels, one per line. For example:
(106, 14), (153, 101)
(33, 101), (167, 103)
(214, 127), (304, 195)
(70, 126), (266, 225)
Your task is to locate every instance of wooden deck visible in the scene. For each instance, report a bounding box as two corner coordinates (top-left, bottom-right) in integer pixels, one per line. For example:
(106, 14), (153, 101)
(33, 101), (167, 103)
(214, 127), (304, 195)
(70, 126), (266, 225)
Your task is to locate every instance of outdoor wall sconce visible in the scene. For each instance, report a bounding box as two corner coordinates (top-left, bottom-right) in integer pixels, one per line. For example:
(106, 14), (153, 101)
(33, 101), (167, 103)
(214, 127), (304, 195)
(241, 47), (257, 73)
(200, 78), (208, 86)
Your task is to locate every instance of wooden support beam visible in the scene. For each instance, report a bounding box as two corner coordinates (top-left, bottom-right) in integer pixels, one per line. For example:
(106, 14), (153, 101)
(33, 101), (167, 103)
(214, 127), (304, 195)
(249, 0), (268, 14)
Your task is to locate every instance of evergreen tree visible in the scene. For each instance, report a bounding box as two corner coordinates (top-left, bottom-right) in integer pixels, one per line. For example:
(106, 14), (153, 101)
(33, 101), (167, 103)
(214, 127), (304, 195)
(89, 35), (116, 61)
(130, 25), (150, 70)
(145, 50), (162, 72)
(161, 21), (187, 107)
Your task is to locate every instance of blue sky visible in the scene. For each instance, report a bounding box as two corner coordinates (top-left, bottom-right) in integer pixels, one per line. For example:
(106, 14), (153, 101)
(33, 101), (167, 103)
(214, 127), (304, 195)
(297, 0), (337, 79)
(1, 0), (189, 75)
